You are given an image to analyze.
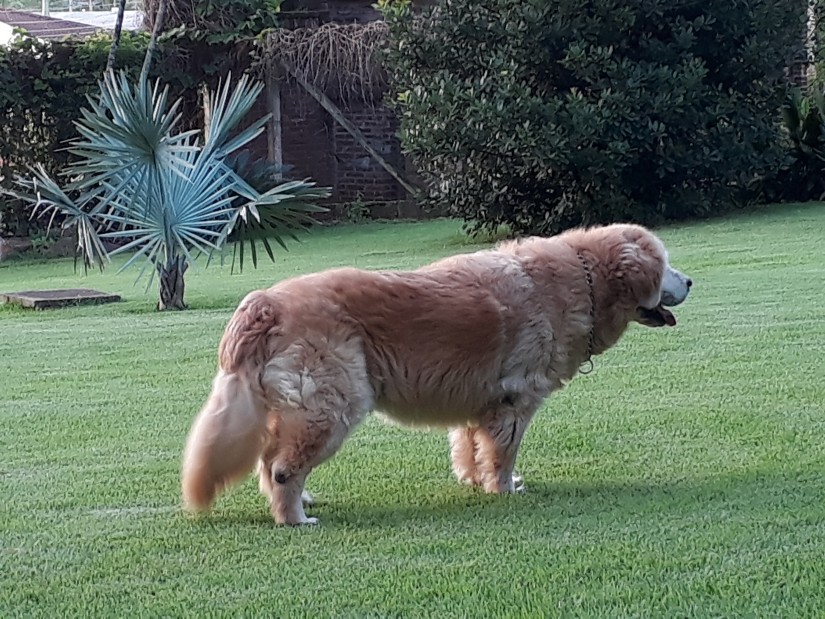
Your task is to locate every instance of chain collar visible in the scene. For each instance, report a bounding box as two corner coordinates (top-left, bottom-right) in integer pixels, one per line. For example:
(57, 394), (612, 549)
(576, 251), (596, 375)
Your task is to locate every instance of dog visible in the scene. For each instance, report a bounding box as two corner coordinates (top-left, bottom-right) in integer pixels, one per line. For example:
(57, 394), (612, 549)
(181, 223), (692, 525)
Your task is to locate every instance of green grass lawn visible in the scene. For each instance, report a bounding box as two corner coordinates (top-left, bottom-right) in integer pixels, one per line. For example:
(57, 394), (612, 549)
(1, 205), (824, 617)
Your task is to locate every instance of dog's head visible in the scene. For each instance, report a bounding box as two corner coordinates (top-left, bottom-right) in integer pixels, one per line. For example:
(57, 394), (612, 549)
(602, 224), (692, 328)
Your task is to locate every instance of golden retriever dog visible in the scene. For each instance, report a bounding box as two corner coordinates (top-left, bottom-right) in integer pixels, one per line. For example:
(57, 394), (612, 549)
(181, 223), (691, 525)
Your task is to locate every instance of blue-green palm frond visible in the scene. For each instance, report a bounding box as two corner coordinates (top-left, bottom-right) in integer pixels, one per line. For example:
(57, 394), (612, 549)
(11, 70), (331, 288)
(202, 73), (269, 160)
(66, 71), (199, 201)
(226, 179), (331, 271)
(11, 164), (110, 271)
(99, 144), (238, 271)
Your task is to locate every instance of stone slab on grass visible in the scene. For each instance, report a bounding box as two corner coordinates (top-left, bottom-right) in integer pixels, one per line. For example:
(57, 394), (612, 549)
(0, 289), (121, 309)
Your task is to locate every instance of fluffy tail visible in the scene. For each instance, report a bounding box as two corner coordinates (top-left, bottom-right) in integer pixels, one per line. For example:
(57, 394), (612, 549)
(181, 371), (268, 511)
(182, 291), (281, 512)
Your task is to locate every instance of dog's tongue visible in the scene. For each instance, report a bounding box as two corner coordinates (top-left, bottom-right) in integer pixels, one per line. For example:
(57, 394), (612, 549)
(657, 305), (677, 326)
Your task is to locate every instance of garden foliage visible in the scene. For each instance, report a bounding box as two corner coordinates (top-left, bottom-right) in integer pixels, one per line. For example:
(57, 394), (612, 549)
(0, 0), (279, 237)
(0, 33), (148, 235)
(763, 88), (825, 202)
(13, 71), (328, 310)
(382, 0), (808, 235)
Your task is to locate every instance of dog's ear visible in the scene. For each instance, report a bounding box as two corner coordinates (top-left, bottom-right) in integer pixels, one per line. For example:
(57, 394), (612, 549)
(611, 226), (666, 309)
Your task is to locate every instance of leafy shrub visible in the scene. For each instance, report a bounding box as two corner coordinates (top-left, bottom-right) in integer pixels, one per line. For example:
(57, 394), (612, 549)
(145, 0), (282, 43)
(760, 89), (825, 202)
(382, 0), (807, 235)
(0, 32), (149, 236)
(0, 28), (254, 238)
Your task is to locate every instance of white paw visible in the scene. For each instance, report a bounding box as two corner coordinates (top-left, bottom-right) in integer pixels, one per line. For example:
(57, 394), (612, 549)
(282, 516), (319, 527)
(301, 489), (314, 506)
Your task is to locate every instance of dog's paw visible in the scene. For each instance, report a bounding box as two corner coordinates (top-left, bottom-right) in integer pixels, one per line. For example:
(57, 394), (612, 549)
(281, 516), (319, 527)
(453, 465), (482, 487)
(301, 489), (315, 506)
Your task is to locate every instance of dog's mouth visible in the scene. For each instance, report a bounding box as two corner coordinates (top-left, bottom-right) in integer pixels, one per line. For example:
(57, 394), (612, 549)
(637, 304), (677, 328)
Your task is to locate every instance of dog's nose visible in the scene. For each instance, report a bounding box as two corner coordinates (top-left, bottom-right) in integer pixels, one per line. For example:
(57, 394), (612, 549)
(686, 278), (693, 288)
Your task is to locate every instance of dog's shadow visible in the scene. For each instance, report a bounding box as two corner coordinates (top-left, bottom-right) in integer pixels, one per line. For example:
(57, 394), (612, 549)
(197, 468), (820, 531)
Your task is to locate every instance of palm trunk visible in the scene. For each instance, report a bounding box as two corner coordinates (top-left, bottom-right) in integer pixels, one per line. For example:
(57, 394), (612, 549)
(141, 0), (169, 83)
(105, 0), (128, 73)
(156, 256), (188, 311)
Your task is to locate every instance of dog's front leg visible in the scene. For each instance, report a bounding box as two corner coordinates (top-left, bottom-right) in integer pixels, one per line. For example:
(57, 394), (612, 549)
(449, 426), (482, 486)
(450, 426), (525, 490)
(473, 398), (538, 494)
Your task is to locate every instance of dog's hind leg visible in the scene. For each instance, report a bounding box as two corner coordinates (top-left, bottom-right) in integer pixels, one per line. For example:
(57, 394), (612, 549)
(259, 409), (356, 525)
(260, 476), (314, 505)
(258, 465), (314, 505)
(261, 465), (315, 525)
(473, 397), (539, 494)
(257, 415), (315, 507)
(257, 335), (372, 525)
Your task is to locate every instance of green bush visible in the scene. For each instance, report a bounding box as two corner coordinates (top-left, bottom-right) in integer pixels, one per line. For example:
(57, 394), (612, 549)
(0, 33), (255, 238)
(761, 88), (825, 202)
(382, 0), (807, 235)
(0, 32), (148, 236)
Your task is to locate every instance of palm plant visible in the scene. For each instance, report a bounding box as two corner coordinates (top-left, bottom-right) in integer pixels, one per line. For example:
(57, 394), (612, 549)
(782, 87), (825, 161)
(767, 87), (825, 202)
(14, 71), (329, 310)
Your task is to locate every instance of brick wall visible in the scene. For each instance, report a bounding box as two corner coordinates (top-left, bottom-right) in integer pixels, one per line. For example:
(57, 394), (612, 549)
(279, 82), (337, 190)
(242, 0), (422, 209)
(244, 80), (413, 206)
(332, 103), (405, 203)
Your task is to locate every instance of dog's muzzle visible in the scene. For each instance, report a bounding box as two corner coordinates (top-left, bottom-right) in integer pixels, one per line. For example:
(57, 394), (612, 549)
(637, 266), (692, 327)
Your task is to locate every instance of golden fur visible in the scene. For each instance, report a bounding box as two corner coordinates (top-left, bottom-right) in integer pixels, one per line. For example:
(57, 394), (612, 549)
(181, 223), (690, 524)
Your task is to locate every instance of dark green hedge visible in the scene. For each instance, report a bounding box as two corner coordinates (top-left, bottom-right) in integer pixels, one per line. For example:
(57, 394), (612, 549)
(0, 31), (248, 236)
(0, 33), (149, 236)
(383, 0), (808, 235)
